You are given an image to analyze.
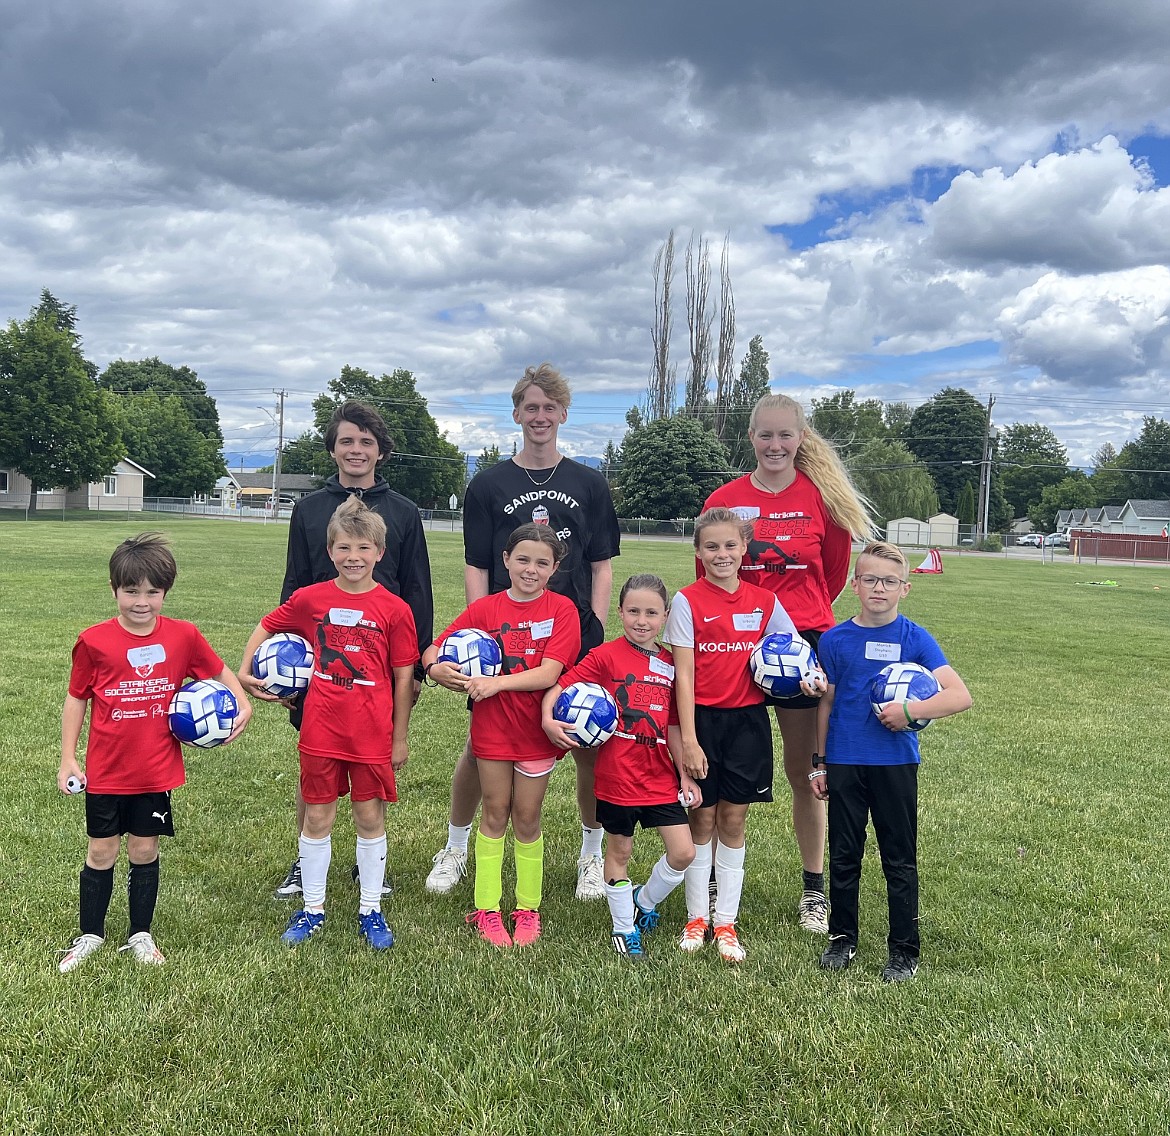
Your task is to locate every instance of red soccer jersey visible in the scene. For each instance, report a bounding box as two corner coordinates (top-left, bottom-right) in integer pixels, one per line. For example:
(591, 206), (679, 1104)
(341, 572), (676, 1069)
(262, 581), (419, 763)
(67, 616), (225, 794)
(437, 589), (580, 762)
(702, 471), (852, 632)
(558, 637), (681, 806)
(665, 577), (796, 709)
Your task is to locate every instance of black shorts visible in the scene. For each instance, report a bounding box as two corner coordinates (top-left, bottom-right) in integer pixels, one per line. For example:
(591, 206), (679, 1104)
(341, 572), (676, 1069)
(86, 791), (175, 839)
(577, 610), (605, 663)
(763, 628), (824, 711)
(596, 798), (689, 838)
(693, 703), (773, 806)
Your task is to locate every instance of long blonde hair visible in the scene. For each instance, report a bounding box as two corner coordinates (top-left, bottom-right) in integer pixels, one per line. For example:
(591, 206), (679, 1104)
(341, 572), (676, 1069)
(749, 394), (876, 540)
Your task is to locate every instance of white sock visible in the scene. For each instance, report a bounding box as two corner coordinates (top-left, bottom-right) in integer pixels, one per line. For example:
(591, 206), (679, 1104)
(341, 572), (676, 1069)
(299, 833), (331, 911)
(447, 823), (472, 853)
(640, 853), (686, 911)
(606, 878), (635, 934)
(713, 842), (746, 926)
(579, 825), (604, 860)
(355, 834), (387, 914)
(684, 841), (712, 921)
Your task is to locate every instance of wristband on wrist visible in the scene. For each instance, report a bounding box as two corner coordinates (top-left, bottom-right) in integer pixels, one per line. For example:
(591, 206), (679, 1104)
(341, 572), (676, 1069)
(903, 701), (914, 724)
(808, 769), (827, 781)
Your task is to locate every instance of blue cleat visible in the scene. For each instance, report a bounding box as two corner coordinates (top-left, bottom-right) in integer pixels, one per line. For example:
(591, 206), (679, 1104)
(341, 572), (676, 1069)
(358, 910), (395, 950)
(631, 885), (661, 934)
(281, 908), (325, 946)
(611, 928), (644, 959)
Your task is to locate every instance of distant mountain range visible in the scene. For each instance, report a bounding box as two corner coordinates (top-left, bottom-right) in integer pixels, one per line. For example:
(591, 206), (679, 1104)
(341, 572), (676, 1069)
(224, 451), (605, 474)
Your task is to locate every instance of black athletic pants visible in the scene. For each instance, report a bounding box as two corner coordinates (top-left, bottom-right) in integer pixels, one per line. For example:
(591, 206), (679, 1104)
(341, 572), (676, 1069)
(826, 762), (919, 959)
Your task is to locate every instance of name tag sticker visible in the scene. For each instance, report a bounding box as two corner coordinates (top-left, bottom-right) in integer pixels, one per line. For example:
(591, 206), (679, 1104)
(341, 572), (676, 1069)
(733, 612), (763, 632)
(530, 618), (554, 640)
(328, 608), (363, 627)
(865, 641), (901, 662)
(649, 657), (675, 680)
(126, 644), (166, 668)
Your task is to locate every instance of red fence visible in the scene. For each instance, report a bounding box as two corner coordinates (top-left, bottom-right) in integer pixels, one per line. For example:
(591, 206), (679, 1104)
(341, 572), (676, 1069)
(1070, 530), (1170, 563)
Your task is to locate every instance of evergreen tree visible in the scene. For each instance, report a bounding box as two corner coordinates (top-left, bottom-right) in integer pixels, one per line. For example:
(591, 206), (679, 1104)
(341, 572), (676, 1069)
(619, 415), (729, 519)
(723, 335), (771, 471)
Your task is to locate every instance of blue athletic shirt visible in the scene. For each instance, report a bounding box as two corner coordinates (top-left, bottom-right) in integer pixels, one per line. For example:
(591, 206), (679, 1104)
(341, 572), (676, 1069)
(818, 614), (947, 766)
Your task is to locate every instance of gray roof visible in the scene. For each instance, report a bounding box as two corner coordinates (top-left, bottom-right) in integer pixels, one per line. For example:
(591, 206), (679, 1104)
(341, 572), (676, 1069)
(1101, 505), (1124, 520)
(1123, 499), (1170, 519)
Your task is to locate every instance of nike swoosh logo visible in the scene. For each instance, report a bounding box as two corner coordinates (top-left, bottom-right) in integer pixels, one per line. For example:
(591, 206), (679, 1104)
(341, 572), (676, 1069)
(756, 787), (769, 794)
(703, 615), (720, 622)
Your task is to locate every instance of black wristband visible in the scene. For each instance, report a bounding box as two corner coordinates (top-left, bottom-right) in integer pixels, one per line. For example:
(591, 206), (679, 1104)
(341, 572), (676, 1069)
(811, 753), (826, 769)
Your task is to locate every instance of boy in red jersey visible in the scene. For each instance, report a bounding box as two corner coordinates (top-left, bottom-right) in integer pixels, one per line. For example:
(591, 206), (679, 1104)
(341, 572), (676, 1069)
(666, 508), (815, 963)
(544, 573), (700, 959)
(241, 496), (418, 950)
(57, 533), (251, 973)
(424, 523), (580, 948)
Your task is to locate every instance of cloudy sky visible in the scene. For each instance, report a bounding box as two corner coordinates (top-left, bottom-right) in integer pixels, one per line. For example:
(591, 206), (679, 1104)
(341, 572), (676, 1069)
(3, 0), (1170, 468)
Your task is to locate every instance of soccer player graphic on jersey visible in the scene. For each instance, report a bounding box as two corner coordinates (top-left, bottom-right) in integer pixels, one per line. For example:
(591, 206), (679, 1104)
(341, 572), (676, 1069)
(614, 675), (665, 742)
(315, 612), (368, 684)
(745, 530), (803, 575)
(493, 623), (531, 675)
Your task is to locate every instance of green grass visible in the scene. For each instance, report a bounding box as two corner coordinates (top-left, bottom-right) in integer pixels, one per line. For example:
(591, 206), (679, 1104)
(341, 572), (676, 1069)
(2, 523), (1168, 1134)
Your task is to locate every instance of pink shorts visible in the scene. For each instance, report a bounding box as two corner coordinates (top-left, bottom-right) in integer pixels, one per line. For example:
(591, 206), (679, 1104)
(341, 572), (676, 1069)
(300, 753), (397, 804)
(514, 755), (557, 779)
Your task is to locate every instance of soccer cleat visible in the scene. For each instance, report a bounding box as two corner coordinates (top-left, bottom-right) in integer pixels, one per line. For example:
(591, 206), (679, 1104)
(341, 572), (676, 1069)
(678, 916), (710, 952)
(611, 928), (644, 959)
(510, 909), (542, 947)
(358, 910), (395, 950)
(467, 909), (512, 947)
(425, 847), (468, 894)
(118, 931), (166, 966)
(713, 922), (746, 963)
(631, 885), (661, 934)
(351, 862), (394, 897)
(58, 933), (104, 974)
(281, 908), (325, 946)
(798, 890), (830, 934)
(274, 859), (303, 899)
(575, 854), (605, 901)
(819, 937), (857, 970)
(881, 951), (919, 983)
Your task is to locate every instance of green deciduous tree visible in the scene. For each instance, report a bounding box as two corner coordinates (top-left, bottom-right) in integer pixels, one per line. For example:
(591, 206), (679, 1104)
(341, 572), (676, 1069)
(117, 392), (223, 498)
(0, 294), (123, 513)
(99, 357), (225, 450)
(1114, 417), (1170, 501)
(848, 438), (939, 528)
(723, 335), (771, 472)
(475, 445), (502, 477)
(313, 366), (464, 506)
(1028, 472), (1097, 533)
(275, 431), (334, 480)
(618, 415), (729, 519)
(997, 422), (1071, 517)
(809, 391), (887, 455)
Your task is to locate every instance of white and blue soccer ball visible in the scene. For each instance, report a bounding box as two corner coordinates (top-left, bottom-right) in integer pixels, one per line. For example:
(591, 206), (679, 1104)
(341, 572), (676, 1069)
(870, 662), (940, 731)
(749, 632), (820, 698)
(438, 628), (503, 678)
(168, 679), (239, 748)
(552, 682), (620, 748)
(251, 632), (315, 699)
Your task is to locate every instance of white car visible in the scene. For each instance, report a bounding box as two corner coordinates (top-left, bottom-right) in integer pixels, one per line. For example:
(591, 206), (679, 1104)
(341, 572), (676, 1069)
(1017, 533), (1043, 547)
(1043, 532), (1069, 547)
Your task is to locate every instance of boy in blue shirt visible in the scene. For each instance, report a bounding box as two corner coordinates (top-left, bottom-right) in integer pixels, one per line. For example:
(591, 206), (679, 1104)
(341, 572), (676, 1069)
(813, 541), (971, 982)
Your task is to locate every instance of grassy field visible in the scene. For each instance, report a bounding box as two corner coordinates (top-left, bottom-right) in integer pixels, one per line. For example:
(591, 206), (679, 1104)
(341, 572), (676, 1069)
(1, 521), (1168, 1135)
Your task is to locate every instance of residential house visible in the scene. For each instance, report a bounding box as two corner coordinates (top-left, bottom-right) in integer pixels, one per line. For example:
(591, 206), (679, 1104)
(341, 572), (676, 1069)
(0, 459), (154, 511)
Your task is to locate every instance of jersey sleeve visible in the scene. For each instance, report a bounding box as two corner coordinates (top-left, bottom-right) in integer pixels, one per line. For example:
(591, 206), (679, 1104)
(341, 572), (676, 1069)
(764, 596), (799, 638)
(543, 599), (581, 667)
(462, 478), (494, 570)
(821, 514), (853, 602)
(390, 606), (421, 669)
(664, 592), (694, 648)
(261, 593), (307, 637)
(67, 637), (96, 700)
(185, 626), (227, 682)
(911, 625), (949, 673)
(559, 644), (606, 689)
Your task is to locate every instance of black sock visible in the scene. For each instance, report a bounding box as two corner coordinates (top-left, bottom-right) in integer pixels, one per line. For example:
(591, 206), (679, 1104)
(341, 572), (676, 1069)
(802, 869), (825, 894)
(128, 858), (160, 936)
(79, 864), (115, 938)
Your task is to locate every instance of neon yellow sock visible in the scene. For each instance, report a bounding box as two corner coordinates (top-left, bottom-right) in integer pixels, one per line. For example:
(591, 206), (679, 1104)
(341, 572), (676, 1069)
(473, 830), (505, 912)
(513, 834), (544, 912)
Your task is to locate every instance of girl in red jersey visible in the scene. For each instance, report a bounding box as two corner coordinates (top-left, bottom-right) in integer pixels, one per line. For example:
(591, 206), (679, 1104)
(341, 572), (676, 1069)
(702, 393), (873, 934)
(423, 524), (580, 948)
(666, 508), (818, 963)
(542, 574), (701, 960)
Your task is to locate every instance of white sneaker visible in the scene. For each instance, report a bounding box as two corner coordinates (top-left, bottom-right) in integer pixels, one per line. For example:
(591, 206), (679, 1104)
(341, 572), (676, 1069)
(118, 931), (166, 965)
(58, 933), (104, 974)
(798, 890), (829, 934)
(425, 847), (468, 894)
(575, 854), (605, 901)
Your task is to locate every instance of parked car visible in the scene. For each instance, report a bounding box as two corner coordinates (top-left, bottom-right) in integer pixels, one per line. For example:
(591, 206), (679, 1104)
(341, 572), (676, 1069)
(1017, 533), (1043, 547)
(1043, 532), (1069, 547)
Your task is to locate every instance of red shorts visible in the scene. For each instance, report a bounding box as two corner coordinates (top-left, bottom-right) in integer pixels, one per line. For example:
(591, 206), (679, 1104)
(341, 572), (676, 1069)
(300, 753), (397, 804)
